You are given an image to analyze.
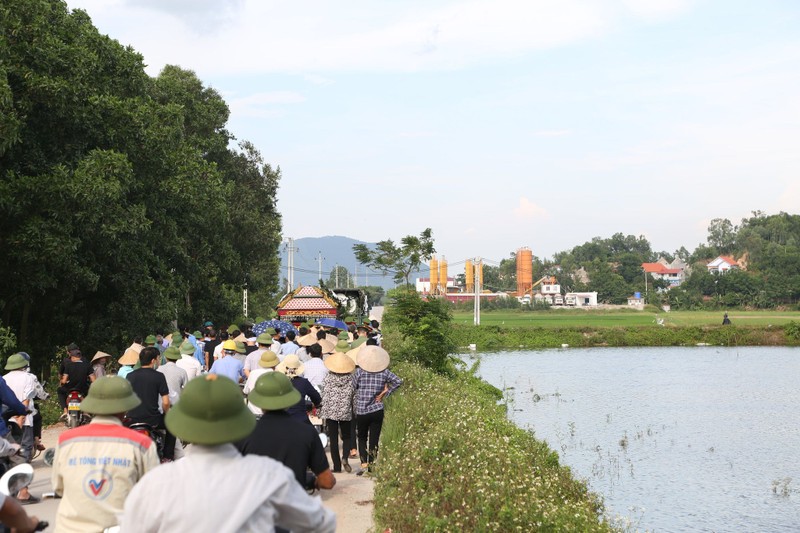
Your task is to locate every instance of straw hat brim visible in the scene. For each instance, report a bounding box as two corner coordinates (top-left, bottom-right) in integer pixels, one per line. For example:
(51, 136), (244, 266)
(91, 351), (112, 363)
(318, 339), (335, 354)
(357, 345), (390, 373)
(297, 334), (317, 347)
(118, 348), (139, 366)
(324, 352), (355, 374)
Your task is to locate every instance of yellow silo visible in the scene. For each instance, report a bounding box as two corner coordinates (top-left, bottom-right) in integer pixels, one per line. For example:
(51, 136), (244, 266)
(429, 257), (439, 295)
(440, 257), (448, 294)
(465, 260), (474, 293)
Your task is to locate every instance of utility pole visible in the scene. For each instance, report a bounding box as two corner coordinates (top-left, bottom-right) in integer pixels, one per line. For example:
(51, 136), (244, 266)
(317, 251), (324, 283)
(243, 276), (249, 318)
(335, 264), (339, 288)
(355, 263), (358, 288)
(474, 257), (482, 326)
(286, 238), (298, 292)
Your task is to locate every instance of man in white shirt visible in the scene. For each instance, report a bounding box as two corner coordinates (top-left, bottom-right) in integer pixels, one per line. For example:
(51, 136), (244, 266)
(243, 351), (279, 415)
(3, 353), (37, 462)
(244, 333), (271, 378)
(176, 341), (203, 380)
(119, 374), (335, 533)
(302, 344), (328, 389)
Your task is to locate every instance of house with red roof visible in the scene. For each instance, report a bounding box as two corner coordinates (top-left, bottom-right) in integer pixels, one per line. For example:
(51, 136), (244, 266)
(642, 260), (685, 288)
(706, 256), (740, 274)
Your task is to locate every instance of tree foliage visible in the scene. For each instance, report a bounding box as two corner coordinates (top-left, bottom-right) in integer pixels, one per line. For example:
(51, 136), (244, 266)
(381, 289), (457, 374)
(353, 228), (435, 287)
(0, 1), (282, 370)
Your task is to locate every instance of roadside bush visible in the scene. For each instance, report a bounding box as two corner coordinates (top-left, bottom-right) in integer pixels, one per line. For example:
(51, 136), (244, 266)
(382, 290), (459, 374)
(375, 362), (612, 532)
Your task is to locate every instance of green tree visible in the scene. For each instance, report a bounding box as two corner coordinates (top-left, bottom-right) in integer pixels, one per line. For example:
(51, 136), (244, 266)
(360, 286), (385, 307)
(381, 289), (457, 374)
(327, 266), (354, 288)
(353, 228), (435, 287)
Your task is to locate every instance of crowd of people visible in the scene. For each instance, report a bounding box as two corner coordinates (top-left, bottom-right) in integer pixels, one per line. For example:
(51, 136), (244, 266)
(0, 317), (403, 532)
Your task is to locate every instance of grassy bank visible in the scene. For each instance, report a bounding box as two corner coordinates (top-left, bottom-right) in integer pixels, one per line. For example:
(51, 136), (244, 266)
(452, 309), (800, 328)
(451, 323), (798, 350)
(374, 362), (613, 532)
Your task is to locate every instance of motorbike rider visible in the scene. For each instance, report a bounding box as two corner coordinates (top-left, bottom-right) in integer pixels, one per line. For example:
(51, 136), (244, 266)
(57, 346), (94, 422)
(125, 347), (175, 461)
(0, 371), (37, 505)
(52, 376), (160, 532)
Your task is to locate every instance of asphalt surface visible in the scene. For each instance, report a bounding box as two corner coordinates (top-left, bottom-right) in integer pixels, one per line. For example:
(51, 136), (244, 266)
(23, 424), (374, 532)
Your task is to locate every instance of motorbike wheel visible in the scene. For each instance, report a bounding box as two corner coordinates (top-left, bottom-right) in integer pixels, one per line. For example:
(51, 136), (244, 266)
(43, 448), (56, 467)
(67, 413), (79, 429)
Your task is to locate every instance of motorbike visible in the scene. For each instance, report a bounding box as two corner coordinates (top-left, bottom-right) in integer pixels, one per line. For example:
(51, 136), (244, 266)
(0, 464), (49, 531)
(125, 422), (165, 461)
(65, 390), (90, 428)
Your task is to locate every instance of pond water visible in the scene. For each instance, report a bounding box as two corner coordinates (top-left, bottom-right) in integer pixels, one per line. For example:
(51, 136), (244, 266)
(466, 346), (800, 532)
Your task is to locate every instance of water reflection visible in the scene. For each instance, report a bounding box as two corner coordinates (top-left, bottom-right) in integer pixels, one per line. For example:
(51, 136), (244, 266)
(467, 346), (800, 532)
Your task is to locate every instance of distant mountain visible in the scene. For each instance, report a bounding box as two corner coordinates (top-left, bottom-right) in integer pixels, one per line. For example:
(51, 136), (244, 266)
(278, 236), (398, 290)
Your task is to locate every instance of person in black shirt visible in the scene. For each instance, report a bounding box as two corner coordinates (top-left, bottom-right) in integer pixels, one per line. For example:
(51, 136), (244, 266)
(57, 347), (95, 420)
(126, 347), (175, 460)
(237, 372), (334, 491)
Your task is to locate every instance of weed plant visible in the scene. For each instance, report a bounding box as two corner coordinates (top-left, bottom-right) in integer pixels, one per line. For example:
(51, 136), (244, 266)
(374, 362), (613, 532)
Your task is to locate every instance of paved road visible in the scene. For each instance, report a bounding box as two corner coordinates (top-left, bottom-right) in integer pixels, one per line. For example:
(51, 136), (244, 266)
(24, 424), (373, 532)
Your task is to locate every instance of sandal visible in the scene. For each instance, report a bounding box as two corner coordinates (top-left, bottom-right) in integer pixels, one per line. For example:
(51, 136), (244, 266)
(16, 494), (40, 506)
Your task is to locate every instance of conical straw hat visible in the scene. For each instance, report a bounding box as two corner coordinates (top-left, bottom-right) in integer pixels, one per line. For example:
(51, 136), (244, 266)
(324, 351), (356, 374)
(356, 345), (390, 373)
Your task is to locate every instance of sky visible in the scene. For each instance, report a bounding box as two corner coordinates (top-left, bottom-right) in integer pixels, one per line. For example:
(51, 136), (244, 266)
(65, 0), (800, 268)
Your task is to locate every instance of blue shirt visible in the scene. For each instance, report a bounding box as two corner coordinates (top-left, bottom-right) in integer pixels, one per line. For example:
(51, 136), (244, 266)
(210, 356), (244, 383)
(0, 375), (27, 436)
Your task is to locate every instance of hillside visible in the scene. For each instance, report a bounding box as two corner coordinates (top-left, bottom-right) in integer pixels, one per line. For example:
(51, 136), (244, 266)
(279, 236), (397, 289)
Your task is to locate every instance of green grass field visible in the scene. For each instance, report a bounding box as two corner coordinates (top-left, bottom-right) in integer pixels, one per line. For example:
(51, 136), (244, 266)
(451, 309), (800, 328)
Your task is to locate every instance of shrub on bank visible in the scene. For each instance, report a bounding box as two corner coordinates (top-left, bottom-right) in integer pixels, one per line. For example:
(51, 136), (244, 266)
(375, 362), (613, 532)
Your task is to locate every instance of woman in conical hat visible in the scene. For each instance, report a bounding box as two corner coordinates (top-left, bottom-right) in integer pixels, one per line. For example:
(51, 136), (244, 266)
(320, 349), (356, 473)
(352, 345), (402, 475)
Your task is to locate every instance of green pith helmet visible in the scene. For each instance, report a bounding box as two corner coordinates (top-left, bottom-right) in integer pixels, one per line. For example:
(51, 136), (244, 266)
(165, 375), (256, 445)
(144, 334), (157, 345)
(180, 341), (195, 356)
(337, 331), (349, 341)
(258, 351), (279, 368)
(4, 353), (29, 371)
(335, 340), (350, 352)
(81, 377), (142, 415)
(228, 324), (240, 333)
(256, 333), (272, 345)
(235, 341), (247, 354)
(171, 332), (183, 345)
(164, 346), (181, 361)
(192, 331), (202, 339)
(248, 372), (301, 411)
(351, 336), (368, 348)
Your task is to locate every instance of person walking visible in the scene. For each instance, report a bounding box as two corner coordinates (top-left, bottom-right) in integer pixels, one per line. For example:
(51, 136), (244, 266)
(275, 355), (320, 424)
(320, 350), (356, 473)
(176, 341), (202, 380)
(238, 372), (335, 490)
(119, 374), (336, 532)
(243, 351), (280, 415)
(209, 340), (244, 384)
(352, 345), (402, 475)
(51, 376), (160, 532)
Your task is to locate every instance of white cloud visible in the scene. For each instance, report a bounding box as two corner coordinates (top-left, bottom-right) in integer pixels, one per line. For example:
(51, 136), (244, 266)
(228, 91), (306, 118)
(67, 0), (621, 76)
(513, 197), (548, 220)
(621, 0), (692, 22)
